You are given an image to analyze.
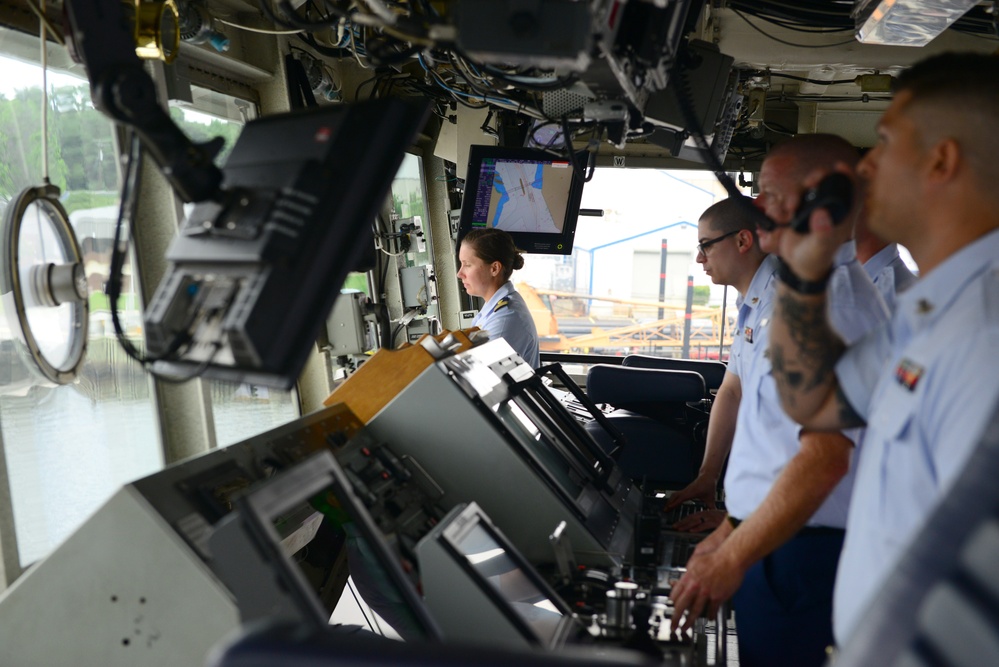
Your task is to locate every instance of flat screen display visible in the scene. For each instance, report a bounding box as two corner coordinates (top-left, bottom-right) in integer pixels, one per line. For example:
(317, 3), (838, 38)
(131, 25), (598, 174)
(233, 451), (441, 641)
(450, 513), (567, 646)
(459, 145), (585, 255)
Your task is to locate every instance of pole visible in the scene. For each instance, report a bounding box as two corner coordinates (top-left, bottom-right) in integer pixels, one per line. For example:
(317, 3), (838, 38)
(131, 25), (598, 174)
(682, 274), (694, 358)
(657, 239), (668, 320)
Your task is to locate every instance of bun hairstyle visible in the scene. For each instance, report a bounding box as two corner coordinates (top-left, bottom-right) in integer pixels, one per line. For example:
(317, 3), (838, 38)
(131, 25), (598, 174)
(461, 228), (525, 281)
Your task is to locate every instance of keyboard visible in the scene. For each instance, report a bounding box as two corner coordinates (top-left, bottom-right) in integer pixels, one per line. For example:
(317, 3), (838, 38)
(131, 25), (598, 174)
(662, 500), (710, 526)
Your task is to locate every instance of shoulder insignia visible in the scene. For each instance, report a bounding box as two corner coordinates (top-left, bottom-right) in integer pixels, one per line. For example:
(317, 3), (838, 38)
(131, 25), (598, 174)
(493, 299), (510, 313)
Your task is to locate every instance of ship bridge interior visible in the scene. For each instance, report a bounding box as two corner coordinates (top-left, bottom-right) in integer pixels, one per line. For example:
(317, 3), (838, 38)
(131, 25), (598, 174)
(0, 1), (996, 666)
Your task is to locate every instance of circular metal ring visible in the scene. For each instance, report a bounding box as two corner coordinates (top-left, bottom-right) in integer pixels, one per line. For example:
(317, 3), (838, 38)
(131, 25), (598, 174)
(135, 0), (181, 63)
(0, 183), (89, 385)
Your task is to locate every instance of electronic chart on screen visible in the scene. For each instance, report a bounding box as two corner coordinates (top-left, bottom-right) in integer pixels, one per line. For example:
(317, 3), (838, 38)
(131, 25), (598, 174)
(461, 146), (585, 254)
(473, 156), (572, 234)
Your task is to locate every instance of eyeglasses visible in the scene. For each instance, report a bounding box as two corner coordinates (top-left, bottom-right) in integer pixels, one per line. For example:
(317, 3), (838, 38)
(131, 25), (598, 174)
(697, 230), (740, 256)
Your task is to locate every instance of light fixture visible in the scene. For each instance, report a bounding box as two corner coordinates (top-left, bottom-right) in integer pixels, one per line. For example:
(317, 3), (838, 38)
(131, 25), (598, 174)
(854, 0), (980, 46)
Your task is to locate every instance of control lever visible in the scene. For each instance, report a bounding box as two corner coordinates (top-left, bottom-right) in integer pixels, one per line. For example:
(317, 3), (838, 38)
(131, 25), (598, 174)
(716, 603), (728, 665)
(790, 172), (853, 233)
(373, 445), (412, 481)
(549, 521), (577, 585)
(342, 467), (377, 508)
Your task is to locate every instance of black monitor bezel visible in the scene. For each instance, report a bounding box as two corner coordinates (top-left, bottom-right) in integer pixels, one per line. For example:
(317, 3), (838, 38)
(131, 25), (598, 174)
(147, 98), (430, 388)
(458, 144), (585, 256)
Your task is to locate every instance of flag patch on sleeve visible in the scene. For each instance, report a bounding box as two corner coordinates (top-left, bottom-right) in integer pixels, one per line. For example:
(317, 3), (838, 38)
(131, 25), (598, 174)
(895, 358), (924, 391)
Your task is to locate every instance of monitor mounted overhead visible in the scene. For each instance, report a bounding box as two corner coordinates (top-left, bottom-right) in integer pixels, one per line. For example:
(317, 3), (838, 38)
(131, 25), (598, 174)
(142, 99), (430, 388)
(458, 145), (586, 256)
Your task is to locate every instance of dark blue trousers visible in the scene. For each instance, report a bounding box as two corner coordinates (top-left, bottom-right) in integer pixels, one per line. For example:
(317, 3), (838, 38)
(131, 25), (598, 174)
(731, 528), (845, 667)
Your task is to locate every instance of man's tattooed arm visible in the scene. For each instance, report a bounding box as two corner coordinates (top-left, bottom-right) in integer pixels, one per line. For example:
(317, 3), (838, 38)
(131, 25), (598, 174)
(769, 286), (848, 426)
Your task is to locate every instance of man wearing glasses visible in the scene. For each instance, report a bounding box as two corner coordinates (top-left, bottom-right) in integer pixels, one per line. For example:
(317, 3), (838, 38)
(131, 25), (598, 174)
(663, 198), (777, 535)
(669, 135), (889, 667)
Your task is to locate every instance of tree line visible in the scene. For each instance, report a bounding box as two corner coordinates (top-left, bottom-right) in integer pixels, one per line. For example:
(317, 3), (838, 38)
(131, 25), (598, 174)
(0, 82), (242, 211)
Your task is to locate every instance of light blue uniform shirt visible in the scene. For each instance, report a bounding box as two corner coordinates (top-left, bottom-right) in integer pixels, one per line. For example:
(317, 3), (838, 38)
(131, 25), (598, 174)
(472, 281), (540, 368)
(725, 243), (889, 526)
(863, 243), (917, 314)
(727, 254), (780, 381)
(833, 228), (999, 645)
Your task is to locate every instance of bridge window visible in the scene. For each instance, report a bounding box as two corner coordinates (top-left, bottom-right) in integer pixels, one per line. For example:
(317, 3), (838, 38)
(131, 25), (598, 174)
(0, 31), (160, 567)
(170, 88), (301, 447)
(520, 167), (746, 364)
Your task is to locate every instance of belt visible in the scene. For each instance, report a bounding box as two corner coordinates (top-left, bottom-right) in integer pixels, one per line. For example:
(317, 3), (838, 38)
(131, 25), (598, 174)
(797, 525), (845, 538)
(727, 515), (844, 539)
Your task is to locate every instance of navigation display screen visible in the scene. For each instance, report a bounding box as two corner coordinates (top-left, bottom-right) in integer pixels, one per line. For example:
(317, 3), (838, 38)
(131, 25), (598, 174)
(473, 157), (573, 234)
(459, 146), (585, 255)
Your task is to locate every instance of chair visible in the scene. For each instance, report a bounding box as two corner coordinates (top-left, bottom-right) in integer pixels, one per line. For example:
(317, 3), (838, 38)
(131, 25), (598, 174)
(584, 359), (713, 488)
(621, 355), (728, 393)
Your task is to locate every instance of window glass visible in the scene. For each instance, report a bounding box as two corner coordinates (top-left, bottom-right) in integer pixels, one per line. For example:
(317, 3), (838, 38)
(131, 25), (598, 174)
(170, 91), (299, 447)
(385, 153), (436, 344)
(0, 44), (160, 566)
(517, 168), (743, 366)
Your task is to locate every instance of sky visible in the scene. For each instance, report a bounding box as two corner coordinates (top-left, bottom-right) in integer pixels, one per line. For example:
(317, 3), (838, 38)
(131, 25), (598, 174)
(0, 55), (83, 99)
(0, 53), (218, 125)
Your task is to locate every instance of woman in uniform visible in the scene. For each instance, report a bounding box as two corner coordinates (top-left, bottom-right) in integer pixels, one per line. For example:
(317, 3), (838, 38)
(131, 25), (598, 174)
(456, 228), (540, 368)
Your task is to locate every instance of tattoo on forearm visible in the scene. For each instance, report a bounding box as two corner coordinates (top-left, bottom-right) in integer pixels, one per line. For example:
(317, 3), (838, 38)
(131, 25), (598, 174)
(773, 290), (845, 400)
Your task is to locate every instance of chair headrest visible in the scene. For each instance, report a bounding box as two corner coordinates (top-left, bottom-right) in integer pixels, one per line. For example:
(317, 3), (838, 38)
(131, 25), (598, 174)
(586, 364), (706, 406)
(622, 355), (726, 391)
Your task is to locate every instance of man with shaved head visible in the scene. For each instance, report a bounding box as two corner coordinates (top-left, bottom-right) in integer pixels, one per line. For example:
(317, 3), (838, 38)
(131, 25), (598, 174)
(764, 52), (999, 646)
(669, 133), (888, 667)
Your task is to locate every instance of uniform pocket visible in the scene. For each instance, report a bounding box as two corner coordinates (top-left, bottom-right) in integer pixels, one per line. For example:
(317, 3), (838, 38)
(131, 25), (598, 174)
(873, 382), (931, 552)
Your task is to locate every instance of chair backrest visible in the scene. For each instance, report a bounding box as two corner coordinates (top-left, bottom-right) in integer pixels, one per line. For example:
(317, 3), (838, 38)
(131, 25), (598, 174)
(834, 399), (999, 667)
(586, 365), (706, 419)
(622, 355), (727, 392)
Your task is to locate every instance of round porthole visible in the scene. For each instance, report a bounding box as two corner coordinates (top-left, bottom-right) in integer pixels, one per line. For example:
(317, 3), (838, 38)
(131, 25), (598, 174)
(0, 183), (89, 385)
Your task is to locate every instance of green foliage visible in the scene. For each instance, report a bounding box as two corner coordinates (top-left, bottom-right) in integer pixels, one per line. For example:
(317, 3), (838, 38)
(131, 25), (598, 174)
(693, 285), (711, 306)
(0, 79), (243, 207)
(391, 177), (424, 219)
(0, 83), (117, 199)
(62, 191), (119, 215)
(89, 292), (140, 313)
(169, 107), (244, 165)
(341, 273), (370, 295)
